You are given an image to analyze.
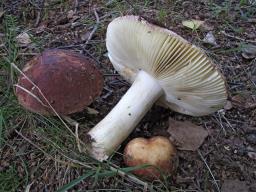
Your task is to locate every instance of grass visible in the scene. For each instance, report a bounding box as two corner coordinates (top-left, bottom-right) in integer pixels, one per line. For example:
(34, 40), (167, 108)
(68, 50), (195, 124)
(0, 166), (22, 192)
(0, 7), (160, 192)
(0, 14), (23, 146)
(0, 109), (5, 146)
(0, 15), (27, 192)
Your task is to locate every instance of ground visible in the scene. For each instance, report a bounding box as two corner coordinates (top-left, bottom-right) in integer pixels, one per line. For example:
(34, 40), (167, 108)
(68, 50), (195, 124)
(0, 0), (256, 191)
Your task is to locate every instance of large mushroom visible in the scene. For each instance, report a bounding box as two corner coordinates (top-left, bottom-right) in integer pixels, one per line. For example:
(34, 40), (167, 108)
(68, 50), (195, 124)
(88, 16), (227, 161)
(16, 49), (103, 115)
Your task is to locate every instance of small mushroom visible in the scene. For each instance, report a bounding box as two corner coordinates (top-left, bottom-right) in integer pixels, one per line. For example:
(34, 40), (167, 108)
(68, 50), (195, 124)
(124, 136), (177, 180)
(16, 49), (103, 115)
(88, 15), (227, 161)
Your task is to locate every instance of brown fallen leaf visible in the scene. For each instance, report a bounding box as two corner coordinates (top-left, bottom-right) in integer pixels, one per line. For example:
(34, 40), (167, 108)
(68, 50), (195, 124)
(16, 32), (32, 47)
(246, 130), (256, 145)
(0, 10), (4, 19)
(86, 107), (99, 115)
(67, 10), (75, 19)
(167, 118), (208, 151)
(222, 179), (249, 192)
(203, 31), (217, 46)
(242, 44), (256, 59)
(231, 94), (256, 109)
(247, 146), (256, 160)
(224, 100), (233, 110)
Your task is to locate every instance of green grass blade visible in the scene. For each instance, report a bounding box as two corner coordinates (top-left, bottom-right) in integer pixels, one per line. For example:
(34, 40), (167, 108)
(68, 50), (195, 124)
(56, 164), (152, 192)
(56, 171), (95, 192)
(119, 164), (151, 173)
(0, 109), (5, 147)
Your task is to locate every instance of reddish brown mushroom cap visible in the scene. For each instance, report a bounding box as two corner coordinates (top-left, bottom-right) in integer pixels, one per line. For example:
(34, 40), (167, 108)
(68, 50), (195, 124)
(124, 136), (177, 180)
(16, 49), (103, 115)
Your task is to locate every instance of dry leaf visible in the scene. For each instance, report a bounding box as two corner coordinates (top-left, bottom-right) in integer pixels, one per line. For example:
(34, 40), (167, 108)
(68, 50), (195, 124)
(249, 0), (256, 5)
(246, 130), (256, 145)
(248, 151), (256, 160)
(247, 146), (256, 160)
(182, 19), (204, 30)
(242, 44), (256, 59)
(81, 31), (91, 41)
(167, 118), (208, 151)
(232, 94), (256, 109)
(16, 32), (32, 47)
(86, 107), (99, 115)
(0, 10), (4, 19)
(224, 100), (233, 110)
(200, 22), (214, 31)
(203, 31), (217, 46)
(67, 10), (75, 19)
(222, 179), (249, 192)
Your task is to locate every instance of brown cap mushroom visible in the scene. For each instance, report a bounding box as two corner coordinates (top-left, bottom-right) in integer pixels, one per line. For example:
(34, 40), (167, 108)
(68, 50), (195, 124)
(16, 49), (103, 115)
(88, 15), (227, 161)
(124, 136), (177, 180)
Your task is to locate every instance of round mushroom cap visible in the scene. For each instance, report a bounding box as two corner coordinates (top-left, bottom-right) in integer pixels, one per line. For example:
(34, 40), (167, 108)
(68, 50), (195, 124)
(124, 136), (177, 180)
(16, 49), (103, 115)
(106, 15), (227, 116)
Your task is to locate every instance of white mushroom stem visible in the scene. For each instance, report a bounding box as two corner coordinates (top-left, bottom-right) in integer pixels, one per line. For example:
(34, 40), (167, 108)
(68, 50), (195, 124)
(88, 70), (163, 161)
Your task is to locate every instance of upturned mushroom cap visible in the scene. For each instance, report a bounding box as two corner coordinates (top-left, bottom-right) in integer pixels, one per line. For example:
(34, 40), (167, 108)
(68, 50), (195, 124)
(124, 136), (177, 180)
(106, 15), (227, 116)
(16, 49), (103, 115)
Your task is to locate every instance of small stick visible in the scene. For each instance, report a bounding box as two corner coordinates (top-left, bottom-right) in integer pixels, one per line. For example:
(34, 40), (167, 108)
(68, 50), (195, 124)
(123, 0), (140, 14)
(74, 0), (79, 13)
(15, 130), (75, 167)
(221, 31), (256, 43)
(83, 8), (100, 49)
(34, 0), (45, 27)
(109, 163), (149, 191)
(213, 115), (227, 136)
(61, 115), (83, 153)
(0, 53), (38, 56)
(197, 150), (221, 192)
(16, 130), (149, 189)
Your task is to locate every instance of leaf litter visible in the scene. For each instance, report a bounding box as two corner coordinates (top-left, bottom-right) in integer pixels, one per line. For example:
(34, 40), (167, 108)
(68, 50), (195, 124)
(167, 118), (208, 151)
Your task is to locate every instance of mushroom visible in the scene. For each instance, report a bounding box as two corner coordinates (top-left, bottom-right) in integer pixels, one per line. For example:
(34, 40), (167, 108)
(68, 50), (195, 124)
(88, 15), (227, 161)
(124, 136), (177, 180)
(16, 49), (103, 115)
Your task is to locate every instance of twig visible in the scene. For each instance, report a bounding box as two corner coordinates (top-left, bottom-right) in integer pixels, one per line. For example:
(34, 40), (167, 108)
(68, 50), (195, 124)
(218, 110), (236, 132)
(221, 31), (256, 44)
(34, 0), (45, 27)
(0, 53), (38, 56)
(17, 129), (150, 190)
(16, 129), (93, 169)
(109, 163), (149, 191)
(83, 8), (100, 49)
(15, 130), (76, 167)
(74, 0), (79, 13)
(13, 84), (49, 108)
(213, 115), (227, 136)
(197, 150), (221, 192)
(61, 115), (83, 153)
(82, 48), (102, 68)
(123, 0), (140, 14)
